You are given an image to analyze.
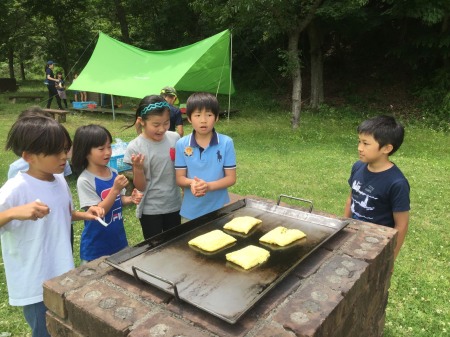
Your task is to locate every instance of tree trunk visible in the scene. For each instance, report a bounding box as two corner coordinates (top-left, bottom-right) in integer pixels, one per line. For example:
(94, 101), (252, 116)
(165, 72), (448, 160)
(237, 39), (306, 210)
(8, 46), (15, 79)
(114, 0), (131, 44)
(20, 62), (25, 81)
(289, 31), (302, 129)
(442, 15), (449, 67)
(308, 19), (324, 109)
(289, 0), (323, 127)
(54, 16), (70, 79)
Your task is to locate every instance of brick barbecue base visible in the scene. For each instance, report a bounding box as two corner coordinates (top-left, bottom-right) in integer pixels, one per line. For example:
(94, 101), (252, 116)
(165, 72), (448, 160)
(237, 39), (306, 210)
(44, 195), (397, 337)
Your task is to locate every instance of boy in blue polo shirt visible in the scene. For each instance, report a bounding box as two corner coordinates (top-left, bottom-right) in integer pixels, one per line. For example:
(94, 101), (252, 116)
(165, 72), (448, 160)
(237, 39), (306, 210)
(175, 92), (237, 220)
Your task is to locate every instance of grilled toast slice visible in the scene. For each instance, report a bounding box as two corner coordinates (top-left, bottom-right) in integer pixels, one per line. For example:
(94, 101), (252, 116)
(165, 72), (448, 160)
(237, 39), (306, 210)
(259, 226), (306, 247)
(223, 216), (262, 234)
(226, 245), (270, 270)
(188, 230), (237, 252)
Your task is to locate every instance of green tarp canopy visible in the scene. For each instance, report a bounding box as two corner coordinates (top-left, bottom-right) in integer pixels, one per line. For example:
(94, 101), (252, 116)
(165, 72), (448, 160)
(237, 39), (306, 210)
(69, 30), (234, 98)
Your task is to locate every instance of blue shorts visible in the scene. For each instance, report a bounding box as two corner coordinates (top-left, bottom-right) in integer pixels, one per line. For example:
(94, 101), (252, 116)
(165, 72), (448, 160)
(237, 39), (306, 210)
(23, 301), (50, 337)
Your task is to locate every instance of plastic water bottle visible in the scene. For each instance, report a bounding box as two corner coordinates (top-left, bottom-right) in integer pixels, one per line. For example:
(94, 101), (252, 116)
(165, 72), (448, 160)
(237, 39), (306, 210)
(114, 138), (127, 156)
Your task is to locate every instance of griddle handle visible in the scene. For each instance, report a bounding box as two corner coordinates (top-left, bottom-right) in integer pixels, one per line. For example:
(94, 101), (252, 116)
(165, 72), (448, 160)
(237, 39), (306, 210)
(131, 266), (180, 301)
(277, 194), (313, 213)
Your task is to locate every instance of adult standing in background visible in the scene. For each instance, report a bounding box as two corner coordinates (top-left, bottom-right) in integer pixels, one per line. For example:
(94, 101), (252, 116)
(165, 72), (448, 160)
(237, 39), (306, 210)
(160, 86), (184, 137)
(45, 61), (63, 110)
(134, 87), (184, 136)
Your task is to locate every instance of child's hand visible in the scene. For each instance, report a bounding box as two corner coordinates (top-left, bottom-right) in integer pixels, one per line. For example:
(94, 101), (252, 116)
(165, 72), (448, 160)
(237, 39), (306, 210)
(85, 206), (105, 219)
(15, 200), (50, 221)
(71, 206), (105, 222)
(191, 177), (208, 197)
(130, 188), (143, 204)
(113, 174), (129, 191)
(131, 153), (145, 170)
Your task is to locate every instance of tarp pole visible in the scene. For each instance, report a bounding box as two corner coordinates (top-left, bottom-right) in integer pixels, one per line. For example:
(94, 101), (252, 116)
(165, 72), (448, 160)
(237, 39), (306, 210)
(111, 94), (115, 120)
(228, 32), (233, 121)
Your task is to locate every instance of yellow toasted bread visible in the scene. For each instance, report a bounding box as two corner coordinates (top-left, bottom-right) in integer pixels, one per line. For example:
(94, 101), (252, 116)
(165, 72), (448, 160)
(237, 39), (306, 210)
(259, 226), (306, 247)
(223, 216), (262, 234)
(188, 229), (237, 252)
(226, 245), (270, 270)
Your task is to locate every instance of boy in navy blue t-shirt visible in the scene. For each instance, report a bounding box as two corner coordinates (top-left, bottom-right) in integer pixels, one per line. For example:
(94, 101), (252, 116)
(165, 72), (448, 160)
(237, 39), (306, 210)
(344, 115), (410, 259)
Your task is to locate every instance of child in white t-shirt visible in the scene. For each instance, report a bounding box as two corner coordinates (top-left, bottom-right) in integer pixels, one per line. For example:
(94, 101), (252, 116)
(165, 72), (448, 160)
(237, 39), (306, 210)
(0, 114), (103, 337)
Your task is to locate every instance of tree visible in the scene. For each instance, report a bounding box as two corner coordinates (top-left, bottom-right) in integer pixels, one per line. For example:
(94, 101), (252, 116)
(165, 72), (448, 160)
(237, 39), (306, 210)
(307, 19), (324, 109)
(0, 0), (31, 79)
(22, 0), (91, 79)
(190, 0), (369, 126)
(191, 0), (323, 128)
(113, 0), (131, 43)
(307, 0), (369, 109)
(121, 0), (199, 50)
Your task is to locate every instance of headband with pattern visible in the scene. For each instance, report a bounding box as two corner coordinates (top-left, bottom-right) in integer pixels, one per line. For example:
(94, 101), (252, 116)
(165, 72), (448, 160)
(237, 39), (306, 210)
(140, 101), (170, 116)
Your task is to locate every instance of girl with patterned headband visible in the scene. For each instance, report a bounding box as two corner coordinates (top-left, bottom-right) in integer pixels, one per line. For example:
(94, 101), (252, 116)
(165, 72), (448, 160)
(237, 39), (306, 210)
(124, 95), (182, 239)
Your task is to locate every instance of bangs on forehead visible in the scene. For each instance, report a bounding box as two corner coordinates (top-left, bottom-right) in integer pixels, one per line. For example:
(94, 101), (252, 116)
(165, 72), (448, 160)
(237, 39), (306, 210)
(89, 128), (112, 147)
(6, 116), (72, 156)
(196, 97), (218, 113)
(44, 124), (72, 155)
(186, 92), (219, 117)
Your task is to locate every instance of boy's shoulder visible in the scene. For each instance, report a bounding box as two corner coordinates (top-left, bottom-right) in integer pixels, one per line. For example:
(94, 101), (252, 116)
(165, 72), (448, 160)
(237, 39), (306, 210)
(216, 132), (233, 142)
(176, 131), (234, 146)
(169, 104), (181, 113)
(387, 163), (408, 182)
(350, 160), (408, 185)
(2, 172), (27, 190)
(177, 133), (192, 144)
(1, 173), (65, 201)
(351, 160), (365, 170)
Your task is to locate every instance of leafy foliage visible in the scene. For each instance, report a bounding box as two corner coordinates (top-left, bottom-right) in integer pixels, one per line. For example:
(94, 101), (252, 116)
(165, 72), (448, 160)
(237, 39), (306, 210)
(0, 0), (448, 124)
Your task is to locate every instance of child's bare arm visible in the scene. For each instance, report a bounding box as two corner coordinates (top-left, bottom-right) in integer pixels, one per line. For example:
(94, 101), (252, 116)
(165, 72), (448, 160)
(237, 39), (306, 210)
(0, 201), (50, 227)
(121, 188), (143, 206)
(189, 177), (206, 197)
(393, 211), (409, 259)
(205, 169), (236, 193)
(176, 168), (194, 188)
(191, 169), (236, 197)
(72, 206), (105, 221)
(131, 154), (146, 192)
(96, 175), (129, 213)
(344, 191), (352, 218)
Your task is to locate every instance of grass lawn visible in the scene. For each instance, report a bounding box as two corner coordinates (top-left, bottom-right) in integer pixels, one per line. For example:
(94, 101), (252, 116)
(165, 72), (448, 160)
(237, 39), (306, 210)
(0, 83), (449, 336)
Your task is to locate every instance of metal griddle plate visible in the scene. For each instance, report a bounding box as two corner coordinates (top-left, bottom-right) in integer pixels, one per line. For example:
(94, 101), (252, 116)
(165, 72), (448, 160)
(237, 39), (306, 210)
(106, 198), (349, 324)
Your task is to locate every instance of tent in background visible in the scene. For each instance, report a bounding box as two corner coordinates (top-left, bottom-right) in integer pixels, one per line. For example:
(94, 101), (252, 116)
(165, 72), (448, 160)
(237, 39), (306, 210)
(70, 30), (234, 100)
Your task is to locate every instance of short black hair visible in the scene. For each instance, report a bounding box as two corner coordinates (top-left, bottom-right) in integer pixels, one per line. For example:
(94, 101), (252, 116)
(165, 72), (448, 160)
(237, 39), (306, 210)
(186, 92), (219, 119)
(71, 124), (112, 173)
(357, 115), (405, 155)
(6, 116), (72, 157)
(17, 106), (52, 119)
